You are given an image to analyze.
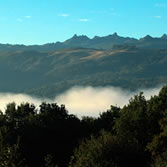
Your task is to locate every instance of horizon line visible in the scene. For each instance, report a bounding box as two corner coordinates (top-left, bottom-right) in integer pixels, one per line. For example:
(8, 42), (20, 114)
(0, 32), (166, 46)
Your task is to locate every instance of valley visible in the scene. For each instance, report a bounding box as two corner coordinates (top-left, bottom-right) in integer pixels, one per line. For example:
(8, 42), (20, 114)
(0, 35), (167, 97)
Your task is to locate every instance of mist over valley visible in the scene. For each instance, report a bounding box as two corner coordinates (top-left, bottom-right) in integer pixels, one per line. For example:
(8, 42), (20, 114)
(0, 86), (162, 117)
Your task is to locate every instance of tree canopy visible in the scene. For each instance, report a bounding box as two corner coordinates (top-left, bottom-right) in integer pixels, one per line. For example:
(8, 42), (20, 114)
(0, 86), (167, 166)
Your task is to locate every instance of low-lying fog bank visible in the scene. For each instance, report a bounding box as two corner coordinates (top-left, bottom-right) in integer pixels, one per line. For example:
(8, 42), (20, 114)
(0, 86), (162, 117)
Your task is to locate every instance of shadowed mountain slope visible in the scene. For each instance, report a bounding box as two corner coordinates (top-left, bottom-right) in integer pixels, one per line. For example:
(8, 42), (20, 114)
(0, 46), (167, 97)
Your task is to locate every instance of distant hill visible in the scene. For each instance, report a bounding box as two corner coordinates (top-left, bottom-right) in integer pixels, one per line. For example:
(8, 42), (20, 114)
(0, 33), (167, 52)
(0, 45), (167, 97)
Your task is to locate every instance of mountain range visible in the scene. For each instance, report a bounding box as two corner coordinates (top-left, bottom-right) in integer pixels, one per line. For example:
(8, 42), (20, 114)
(0, 33), (167, 97)
(1, 33), (167, 51)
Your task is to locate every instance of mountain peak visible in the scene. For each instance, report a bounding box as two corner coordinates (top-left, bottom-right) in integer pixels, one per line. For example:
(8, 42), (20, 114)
(104, 32), (120, 39)
(64, 34), (90, 45)
(161, 34), (167, 39)
(71, 34), (90, 39)
(72, 34), (78, 38)
(93, 36), (100, 39)
(112, 32), (118, 36)
(144, 35), (153, 39)
(140, 35), (153, 41)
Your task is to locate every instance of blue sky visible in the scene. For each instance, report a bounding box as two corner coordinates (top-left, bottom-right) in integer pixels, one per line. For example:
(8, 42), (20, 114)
(0, 0), (167, 45)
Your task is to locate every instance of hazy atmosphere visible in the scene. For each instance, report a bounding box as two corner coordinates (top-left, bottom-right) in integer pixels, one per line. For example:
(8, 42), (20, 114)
(0, 86), (162, 117)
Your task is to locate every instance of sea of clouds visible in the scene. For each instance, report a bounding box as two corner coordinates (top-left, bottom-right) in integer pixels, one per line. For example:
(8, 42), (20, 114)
(0, 86), (162, 117)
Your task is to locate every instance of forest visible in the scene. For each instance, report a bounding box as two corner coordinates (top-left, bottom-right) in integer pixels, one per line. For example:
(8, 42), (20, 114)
(0, 86), (167, 167)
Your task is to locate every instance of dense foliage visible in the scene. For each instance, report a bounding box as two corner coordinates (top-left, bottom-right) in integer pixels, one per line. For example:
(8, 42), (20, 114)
(0, 86), (167, 166)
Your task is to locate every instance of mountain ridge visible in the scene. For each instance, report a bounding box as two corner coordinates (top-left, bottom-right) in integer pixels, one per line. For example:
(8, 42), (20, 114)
(0, 33), (167, 97)
(0, 33), (167, 51)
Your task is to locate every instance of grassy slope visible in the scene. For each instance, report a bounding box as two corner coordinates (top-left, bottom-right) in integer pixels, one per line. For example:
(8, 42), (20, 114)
(0, 47), (166, 97)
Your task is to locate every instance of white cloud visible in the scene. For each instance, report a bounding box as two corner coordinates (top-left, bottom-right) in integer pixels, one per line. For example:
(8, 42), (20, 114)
(59, 14), (70, 17)
(154, 16), (162, 19)
(79, 18), (89, 22)
(25, 16), (32, 19)
(16, 16), (31, 22)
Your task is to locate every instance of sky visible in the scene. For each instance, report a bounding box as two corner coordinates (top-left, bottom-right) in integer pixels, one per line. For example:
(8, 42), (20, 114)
(0, 0), (167, 45)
